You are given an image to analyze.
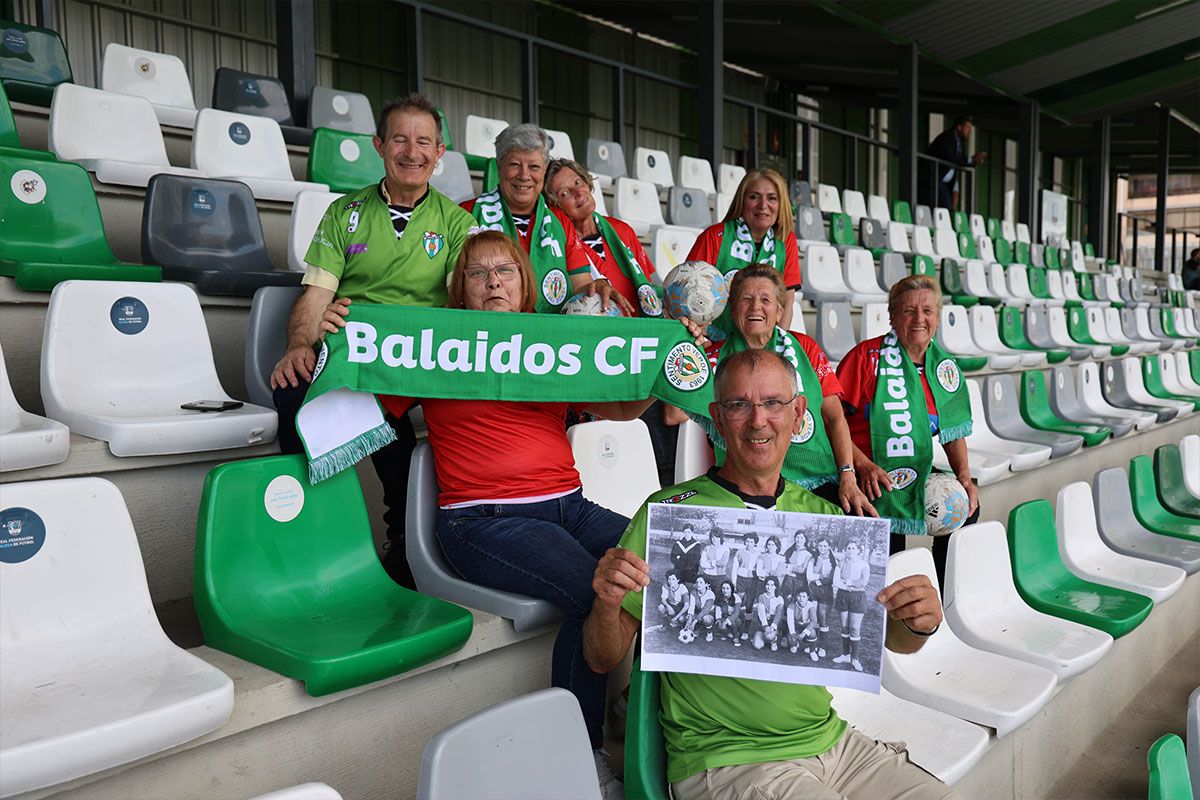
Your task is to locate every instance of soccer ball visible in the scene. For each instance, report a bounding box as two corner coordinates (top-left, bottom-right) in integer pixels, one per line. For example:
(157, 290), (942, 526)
(662, 260), (730, 325)
(763, 625), (778, 643)
(678, 628), (696, 644)
(562, 291), (624, 317)
(925, 473), (970, 536)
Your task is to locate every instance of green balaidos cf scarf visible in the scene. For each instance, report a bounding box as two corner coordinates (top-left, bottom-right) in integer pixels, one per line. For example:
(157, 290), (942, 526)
(870, 331), (972, 534)
(471, 189), (570, 313)
(296, 305), (715, 483)
(593, 213), (664, 317)
(692, 327), (837, 489)
(715, 217), (782, 282)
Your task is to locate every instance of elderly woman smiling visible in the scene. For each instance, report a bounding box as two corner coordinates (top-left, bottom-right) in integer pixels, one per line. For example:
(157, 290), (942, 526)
(836, 274), (978, 585)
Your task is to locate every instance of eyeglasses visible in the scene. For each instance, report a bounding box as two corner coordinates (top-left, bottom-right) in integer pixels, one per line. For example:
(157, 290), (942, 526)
(715, 394), (797, 420)
(464, 263), (520, 283)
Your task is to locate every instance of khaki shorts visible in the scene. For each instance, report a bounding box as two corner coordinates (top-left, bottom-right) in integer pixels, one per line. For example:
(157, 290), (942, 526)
(671, 726), (957, 800)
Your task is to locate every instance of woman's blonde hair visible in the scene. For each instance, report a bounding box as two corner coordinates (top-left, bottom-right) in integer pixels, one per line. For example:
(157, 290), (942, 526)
(886, 273), (942, 318)
(447, 230), (538, 313)
(728, 264), (788, 311)
(722, 168), (794, 240)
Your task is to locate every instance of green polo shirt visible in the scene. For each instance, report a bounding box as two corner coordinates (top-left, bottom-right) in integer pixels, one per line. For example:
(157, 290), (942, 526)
(619, 473), (847, 783)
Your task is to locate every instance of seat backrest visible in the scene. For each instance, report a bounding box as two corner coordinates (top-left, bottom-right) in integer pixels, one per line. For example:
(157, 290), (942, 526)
(1007, 499), (1075, 597)
(969, 213), (986, 239)
(417, 688), (601, 800)
(625, 660), (669, 800)
(142, 174), (272, 270)
(843, 248), (879, 292)
(944, 520), (1019, 619)
(816, 183), (841, 214)
(975, 235), (996, 263)
(634, 146), (673, 189)
(0, 339), (24, 430)
(666, 186), (711, 228)
(913, 204), (933, 228)
(815, 301), (856, 362)
(858, 217), (886, 250)
(1055, 481), (1112, 564)
(543, 128), (574, 160)
(211, 67), (295, 125)
(968, 304), (1003, 346)
(307, 86), (373, 134)
(674, 418), (714, 484)
(192, 108), (292, 181)
(717, 163), (745, 194)
(829, 213), (856, 247)
(0, 154), (118, 265)
(1016, 222), (1031, 243)
(48, 83), (169, 167)
(464, 114), (508, 158)
(1147, 734), (1192, 800)
(651, 225), (701, 274)
(910, 254), (935, 277)
(567, 419), (660, 518)
(795, 205), (826, 243)
(41, 280), (224, 417)
(99, 42), (195, 111)
(1043, 246), (1060, 269)
(250, 784), (344, 800)
(934, 228), (960, 260)
(429, 150), (474, 203)
(841, 189), (867, 222)
(802, 245), (847, 293)
(1001, 220), (1017, 242)
(957, 231), (977, 260)
(677, 155), (715, 195)
(861, 302), (889, 340)
(613, 177), (665, 227)
(941, 258), (964, 295)
(307, 127), (384, 192)
(952, 210), (968, 235)
(886, 222), (910, 253)
(587, 138), (626, 180)
(1014, 241), (1031, 266)
(892, 200), (913, 225)
(0, 21), (72, 101)
(245, 285), (304, 408)
(0, 81), (18, 148)
(867, 194), (890, 224)
(912, 226), (935, 256)
(938, 305), (976, 353)
(878, 252), (907, 289)
(983, 373), (1023, 428)
(933, 207), (952, 230)
(288, 189), (339, 271)
(791, 179), (813, 208)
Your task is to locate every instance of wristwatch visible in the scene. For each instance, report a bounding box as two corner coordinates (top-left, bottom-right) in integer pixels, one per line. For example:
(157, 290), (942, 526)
(839, 463), (855, 475)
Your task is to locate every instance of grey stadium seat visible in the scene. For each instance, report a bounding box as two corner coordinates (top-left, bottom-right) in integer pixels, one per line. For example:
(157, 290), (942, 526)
(814, 301), (856, 364)
(308, 86), (374, 134)
(1026, 306), (1089, 361)
(1093, 466), (1200, 574)
(406, 442), (561, 632)
(667, 186), (712, 228)
(982, 374), (1084, 459)
(859, 217), (887, 252)
(914, 204), (934, 229)
(586, 138), (626, 186)
(141, 174), (302, 296)
(430, 151), (474, 204)
(793, 179), (813, 208)
(245, 285), (304, 409)
(795, 205), (828, 250)
(1100, 360), (1180, 423)
(878, 252), (908, 290)
(211, 67), (312, 146)
(1048, 364), (1134, 437)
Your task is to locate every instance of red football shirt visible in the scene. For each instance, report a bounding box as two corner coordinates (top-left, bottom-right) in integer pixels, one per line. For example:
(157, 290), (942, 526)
(687, 223), (802, 289)
(835, 336), (939, 459)
(460, 198), (591, 277)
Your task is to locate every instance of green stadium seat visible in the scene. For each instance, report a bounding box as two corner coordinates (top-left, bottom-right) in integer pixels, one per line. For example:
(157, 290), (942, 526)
(1154, 444), (1200, 519)
(194, 454), (474, 696)
(1077, 272), (1097, 301)
(0, 155), (160, 290)
(1084, 242), (1095, 259)
(993, 238), (1014, 267)
(1007, 500), (1152, 639)
(892, 200), (913, 225)
(940, 258), (978, 307)
(1014, 241), (1031, 266)
(1142, 354), (1200, 410)
(956, 232), (977, 260)
(1191, 351), (1200, 385)
(829, 212), (856, 248)
(951, 210), (968, 235)
(0, 21), (72, 106)
(1148, 734), (1194, 800)
(624, 659), (669, 800)
(998, 307), (1068, 363)
(1019, 370), (1109, 446)
(911, 254), (935, 277)
(307, 127), (384, 192)
(0, 82), (51, 159)
(1128, 455), (1200, 542)
(1027, 267), (1051, 302)
(1043, 246), (1061, 270)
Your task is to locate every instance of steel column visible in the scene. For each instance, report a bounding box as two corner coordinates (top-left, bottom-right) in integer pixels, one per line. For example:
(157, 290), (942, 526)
(698, 0), (724, 166)
(275, 0), (316, 127)
(1154, 105), (1170, 271)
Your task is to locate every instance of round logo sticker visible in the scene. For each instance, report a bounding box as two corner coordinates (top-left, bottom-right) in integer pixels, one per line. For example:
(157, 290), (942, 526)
(1106, 365), (1114, 381)
(3, 29), (29, 55)
(597, 434), (618, 469)
(312, 341), (329, 381)
(264, 475), (305, 523)
(110, 297), (149, 335)
(330, 94), (350, 116)
(542, 269), (568, 306)
(134, 56), (157, 79)
(790, 409), (815, 444)
(664, 342), (711, 392)
(993, 381), (1002, 401)
(240, 78), (260, 97)
(189, 188), (214, 217)
(11, 169), (46, 204)
(339, 139), (361, 162)
(1057, 372), (1065, 389)
(228, 122), (252, 145)
(682, 192), (693, 208)
(597, 144), (609, 160)
(828, 308), (838, 329)
(0, 507), (46, 564)
(638, 284), (662, 317)
(888, 468), (918, 490)
(935, 359), (960, 393)
(647, 154), (656, 168)
(947, 310), (956, 326)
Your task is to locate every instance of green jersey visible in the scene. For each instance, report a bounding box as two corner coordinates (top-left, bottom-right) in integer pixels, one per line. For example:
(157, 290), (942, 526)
(304, 183), (478, 307)
(618, 474), (847, 783)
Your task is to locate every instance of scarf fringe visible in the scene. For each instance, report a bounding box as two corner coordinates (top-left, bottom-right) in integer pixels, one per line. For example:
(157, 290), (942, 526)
(939, 420), (973, 444)
(793, 473), (837, 490)
(307, 422), (398, 485)
(888, 516), (927, 535)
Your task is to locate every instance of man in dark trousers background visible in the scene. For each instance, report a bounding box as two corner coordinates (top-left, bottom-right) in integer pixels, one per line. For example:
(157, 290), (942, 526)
(920, 116), (987, 210)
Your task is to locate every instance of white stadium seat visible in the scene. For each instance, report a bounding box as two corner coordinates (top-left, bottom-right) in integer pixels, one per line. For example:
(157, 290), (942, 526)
(48, 84), (205, 188)
(651, 225), (701, 277)
(1002, 265), (1038, 306)
(543, 128), (575, 160)
(715, 190), (734, 220)
(566, 419), (660, 519)
(430, 151), (474, 204)
(40, 281), (278, 457)
(1076, 362), (1157, 431)
(964, 379), (1053, 470)
(678, 155), (716, 195)
(717, 163), (745, 194)
(867, 194), (891, 225)
(938, 304), (1019, 370)
(463, 114), (508, 158)
(288, 189), (340, 271)
(1015, 223), (1031, 243)
(911, 226), (937, 259)
(0, 340), (69, 472)
(842, 248), (887, 306)
(816, 183), (842, 215)
(814, 301), (856, 365)
(801, 245), (852, 303)
(1183, 434), (1200, 497)
(882, 548), (1058, 739)
(191, 109), (329, 202)
(1119, 357), (1192, 419)
(0, 477), (233, 797)
(633, 146), (673, 191)
(1155, 353), (1198, 412)
(99, 43), (199, 129)
(841, 189), (868, 224)
(1001, 219), (1017, 243)
(969, 305), (1045, 367)
(1172, 351), (1200, 394)
(586, 138), (626, 189)
(860, 302), (889, 340)
(969, 214), (986, 239)
(674, 418), (715, 484)
(611, 177), (665, 238)
(417, 689), (600, 800)
(591, 177), (608, 216)
(933, 437), (1011, 486)
(974, 236), (996, 264)
(944, 521), (1112, 681)
(933, 207), (952, 230)
(962, 260), (1000, 302)
(886, 222), (911, 256)
(250, 784), (343, 800)
(1055, 482), (1185, 603)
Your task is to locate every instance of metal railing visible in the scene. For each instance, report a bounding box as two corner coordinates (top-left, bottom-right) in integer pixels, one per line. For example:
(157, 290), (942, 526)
(915, 152), (976, 215)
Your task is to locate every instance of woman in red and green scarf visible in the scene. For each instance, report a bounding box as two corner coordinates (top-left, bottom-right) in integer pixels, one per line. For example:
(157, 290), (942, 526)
(687, 168), (802, 331)
(836, 274), (978, 587)
(543, 158), (664, 318)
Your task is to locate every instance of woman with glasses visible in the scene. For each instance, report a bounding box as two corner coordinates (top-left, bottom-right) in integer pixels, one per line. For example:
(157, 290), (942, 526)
(544, 158), (661, 318)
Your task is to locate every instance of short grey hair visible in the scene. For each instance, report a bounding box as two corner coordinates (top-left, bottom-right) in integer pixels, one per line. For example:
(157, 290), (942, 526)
(713, 349), (798, 403)
(495, 123), (551, 165)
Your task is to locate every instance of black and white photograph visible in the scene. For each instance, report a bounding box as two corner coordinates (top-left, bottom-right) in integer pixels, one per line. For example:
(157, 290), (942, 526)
(641, 502), (892, 692)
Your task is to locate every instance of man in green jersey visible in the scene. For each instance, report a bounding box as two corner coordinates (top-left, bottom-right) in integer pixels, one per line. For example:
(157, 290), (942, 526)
(584, 349), (954, 800)
(271, 93), (477, 587)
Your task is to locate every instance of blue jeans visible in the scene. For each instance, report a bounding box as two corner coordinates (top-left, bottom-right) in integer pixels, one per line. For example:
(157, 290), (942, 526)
(436, 489), (629, 748)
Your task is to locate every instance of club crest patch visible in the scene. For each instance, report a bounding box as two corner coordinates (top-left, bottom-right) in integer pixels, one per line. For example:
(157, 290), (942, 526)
(659, 490), (698, 505)
(423, 231), (445, 259)
(888, 467), (918, 490)
(935, 358), (960, 393)
(790, 408), (815, 444)
(542, 269), (568, 305)
(664, 342), (710, 391)
(10, 169), (45, 204)
(638, 284), (663, 317)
